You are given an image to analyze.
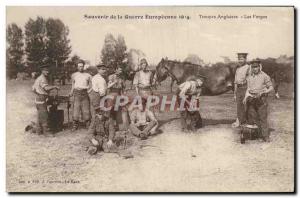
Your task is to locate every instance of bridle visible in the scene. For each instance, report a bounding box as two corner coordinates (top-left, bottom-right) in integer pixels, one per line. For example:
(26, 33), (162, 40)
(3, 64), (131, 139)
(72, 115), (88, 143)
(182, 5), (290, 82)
(159, 61), (180, 83)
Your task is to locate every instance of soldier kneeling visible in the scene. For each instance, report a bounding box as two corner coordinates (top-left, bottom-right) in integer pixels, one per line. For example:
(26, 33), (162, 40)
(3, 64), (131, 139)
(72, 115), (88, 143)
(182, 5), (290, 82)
(86, 107), (117, 155)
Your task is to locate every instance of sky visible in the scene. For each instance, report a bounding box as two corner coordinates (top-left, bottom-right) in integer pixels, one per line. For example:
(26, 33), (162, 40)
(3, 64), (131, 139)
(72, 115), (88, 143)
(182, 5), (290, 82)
(6, 6), (294, 65)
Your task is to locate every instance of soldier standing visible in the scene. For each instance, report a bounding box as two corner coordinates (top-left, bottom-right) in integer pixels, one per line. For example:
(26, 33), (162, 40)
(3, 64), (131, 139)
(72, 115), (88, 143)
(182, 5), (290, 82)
(107, 67), (126, 130)
(133, 58), (153, 99)
(88, 64), (108, 133)
(243, 59), (273, 142)
(69, 60), (92, 131)
(232, 53), (250, 128)
(32, 65), (59, 135)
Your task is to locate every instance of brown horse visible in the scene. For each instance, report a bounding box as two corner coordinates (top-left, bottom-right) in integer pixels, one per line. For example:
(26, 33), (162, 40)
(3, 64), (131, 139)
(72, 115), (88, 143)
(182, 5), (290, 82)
(156, 58), (234, 96)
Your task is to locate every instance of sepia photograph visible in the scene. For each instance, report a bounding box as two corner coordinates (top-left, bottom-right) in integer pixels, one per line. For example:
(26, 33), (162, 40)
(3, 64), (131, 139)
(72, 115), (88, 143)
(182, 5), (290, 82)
(6, 6), (294, 192)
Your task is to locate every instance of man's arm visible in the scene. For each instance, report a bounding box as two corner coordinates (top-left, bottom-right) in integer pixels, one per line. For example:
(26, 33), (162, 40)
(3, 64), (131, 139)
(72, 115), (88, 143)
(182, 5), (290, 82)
(69, 74), (75, 96)
(233, 84), (237, 101)
(40, 79), (59, 92)
(133, 72), (139, 95)
(98, 78), (107, 96)
(262, 74), (274, 95)
(179, 82), (190, 98)
(87, 74), (92, 93)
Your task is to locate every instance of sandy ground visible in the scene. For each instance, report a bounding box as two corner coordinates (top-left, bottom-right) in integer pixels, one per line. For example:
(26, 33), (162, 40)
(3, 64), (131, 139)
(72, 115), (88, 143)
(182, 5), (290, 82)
(6, 79), (294, 192)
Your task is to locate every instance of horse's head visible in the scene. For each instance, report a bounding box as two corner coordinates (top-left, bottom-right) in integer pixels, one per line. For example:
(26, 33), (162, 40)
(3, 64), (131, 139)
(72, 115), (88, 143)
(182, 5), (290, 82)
(156, 58), (170, 83)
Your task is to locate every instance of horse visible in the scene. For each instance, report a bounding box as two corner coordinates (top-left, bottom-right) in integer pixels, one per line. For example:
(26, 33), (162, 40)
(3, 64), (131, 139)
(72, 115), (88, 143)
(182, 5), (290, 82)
(155, 58), (234, 96)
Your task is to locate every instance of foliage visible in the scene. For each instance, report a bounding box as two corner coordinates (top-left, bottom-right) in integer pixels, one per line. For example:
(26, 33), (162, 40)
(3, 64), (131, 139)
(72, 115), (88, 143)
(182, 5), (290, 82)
(6, 23), (24, 79)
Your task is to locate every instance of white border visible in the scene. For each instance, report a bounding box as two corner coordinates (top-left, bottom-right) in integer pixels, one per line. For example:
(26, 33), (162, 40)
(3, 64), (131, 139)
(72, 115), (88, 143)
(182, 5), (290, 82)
(1, 0), (298, 197)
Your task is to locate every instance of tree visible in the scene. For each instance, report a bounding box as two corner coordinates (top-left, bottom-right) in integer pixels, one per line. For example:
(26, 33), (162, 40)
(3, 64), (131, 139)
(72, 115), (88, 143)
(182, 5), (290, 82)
(25, 17), (48, 73)
(184, 54), (204, 65)
(127, 48), (146, 71)
(115, 35), (127, 67)
(25, 17), (72, 78)
(45, 18), (71, 74)
(6, 23), (24, 79)
(101, 33), (117, 69)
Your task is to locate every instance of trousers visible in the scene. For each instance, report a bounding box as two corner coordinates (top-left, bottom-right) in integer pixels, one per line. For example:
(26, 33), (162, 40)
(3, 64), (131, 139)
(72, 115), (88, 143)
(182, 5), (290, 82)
(246, 95), (269, 138)
(236, 85), (247, 124)
(129, 121), (157, 137)
(72, 89), (91, 121)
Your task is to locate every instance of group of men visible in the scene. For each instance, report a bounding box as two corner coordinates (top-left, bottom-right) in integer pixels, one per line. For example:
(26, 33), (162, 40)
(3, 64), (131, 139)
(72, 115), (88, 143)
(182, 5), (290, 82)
(31, 52), (273, 154)
(232, 53), (273, 142)
(32, 58), (161, 154)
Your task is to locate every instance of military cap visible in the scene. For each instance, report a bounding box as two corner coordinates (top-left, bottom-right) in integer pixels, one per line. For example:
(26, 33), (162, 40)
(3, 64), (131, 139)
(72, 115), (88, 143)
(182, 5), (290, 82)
(96, 63), (107, 69)
(140, 58), (148, 66)
(250, 58), (261, 65)
(39, 64), (50, 71)
(77, 60), (85, 65)
(237, 53), (248, 58)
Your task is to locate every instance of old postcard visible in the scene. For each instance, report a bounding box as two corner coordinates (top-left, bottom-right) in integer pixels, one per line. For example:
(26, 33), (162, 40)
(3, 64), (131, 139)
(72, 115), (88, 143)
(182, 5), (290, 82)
(6, 6), (294, 192)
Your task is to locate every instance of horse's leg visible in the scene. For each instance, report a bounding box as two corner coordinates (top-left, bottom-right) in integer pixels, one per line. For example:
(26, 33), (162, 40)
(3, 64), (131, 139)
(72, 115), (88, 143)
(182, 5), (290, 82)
(274, 83), (280, 99)
(170, 79), (174, 93)
(272, 78), (280, 99)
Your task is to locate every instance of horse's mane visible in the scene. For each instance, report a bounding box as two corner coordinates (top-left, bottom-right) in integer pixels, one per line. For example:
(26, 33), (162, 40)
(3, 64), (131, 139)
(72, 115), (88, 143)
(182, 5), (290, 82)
(163, 59), (203, 67)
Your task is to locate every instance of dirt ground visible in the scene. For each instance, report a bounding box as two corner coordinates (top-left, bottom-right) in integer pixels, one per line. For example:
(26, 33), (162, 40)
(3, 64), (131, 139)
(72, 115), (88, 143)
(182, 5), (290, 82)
(6, 79), (294, 192)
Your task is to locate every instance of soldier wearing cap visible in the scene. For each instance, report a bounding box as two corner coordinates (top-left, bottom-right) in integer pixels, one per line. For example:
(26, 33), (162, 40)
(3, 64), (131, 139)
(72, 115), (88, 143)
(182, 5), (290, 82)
(133, 58), (153, 98)
(107, 67), (126, 130)
(88, 63), (109, 133)
(177, 75), (205, 131)
(32, 64), (59, 135)
(86, 107), (116, 155)
(69, 60), (92, 131)
(243, 59), (273, 142)
(232, 53), (251, 128)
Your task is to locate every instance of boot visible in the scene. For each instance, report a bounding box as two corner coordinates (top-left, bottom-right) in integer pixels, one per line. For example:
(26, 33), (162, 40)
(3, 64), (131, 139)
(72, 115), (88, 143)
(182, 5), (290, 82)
(72, 121), (79, 131)
(85, 120), (91, 129)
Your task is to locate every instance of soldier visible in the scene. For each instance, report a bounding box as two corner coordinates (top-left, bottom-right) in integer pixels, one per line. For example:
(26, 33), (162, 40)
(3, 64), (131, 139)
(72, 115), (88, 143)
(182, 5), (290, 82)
(177, 76), (205, 131)
(86, 107), (116, 155)
(133, 58), (153, 99)
(243, 59), (273, 142)
(232, 53), (251, 128)
(88, 64), (108, 132)
(129, 98), (159, 140)
(69, 60), (92, 131)
(32, 65), (59, 135)
(107, 67), (127, 130)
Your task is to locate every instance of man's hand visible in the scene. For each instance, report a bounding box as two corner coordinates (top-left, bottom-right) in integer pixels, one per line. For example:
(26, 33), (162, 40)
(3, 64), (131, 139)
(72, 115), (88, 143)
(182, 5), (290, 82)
(233, 93), (236, 101)
(106, 139), (113, 148)
(69, 91), (73, 97)
(91, 138), (99, 146)
(242, 97), (247, 105)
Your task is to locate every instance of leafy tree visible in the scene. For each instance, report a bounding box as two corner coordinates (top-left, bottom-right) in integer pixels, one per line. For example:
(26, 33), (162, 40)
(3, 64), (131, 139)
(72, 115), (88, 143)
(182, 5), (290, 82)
(45, 18), (71, 74)
(101, 33), (117, 69)
(25, 17), (71, 78)
(25, 17), (48, 73)
(6, 23), (24, 79)
(115, 35), (127, 67)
